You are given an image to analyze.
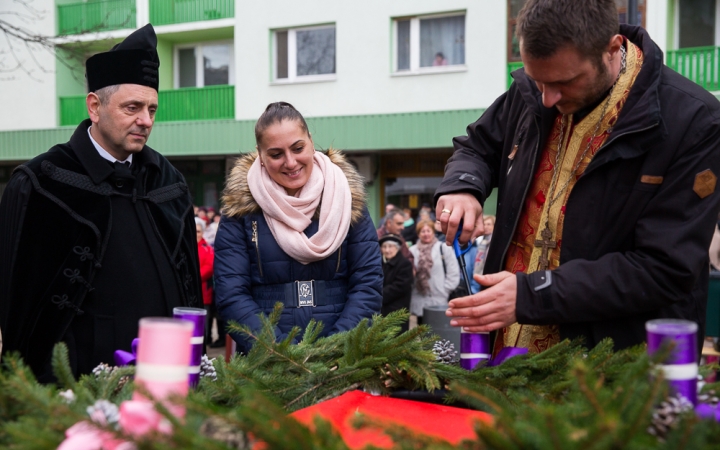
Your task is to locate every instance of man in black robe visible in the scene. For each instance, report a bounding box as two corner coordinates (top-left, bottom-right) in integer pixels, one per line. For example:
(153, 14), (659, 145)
(0, 24), (201, 381)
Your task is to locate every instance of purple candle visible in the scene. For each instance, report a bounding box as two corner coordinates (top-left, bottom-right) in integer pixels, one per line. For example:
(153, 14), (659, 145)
(173, 307), (207, 387)
(646, 319), (698, 405)
(460, 330), (491, 370)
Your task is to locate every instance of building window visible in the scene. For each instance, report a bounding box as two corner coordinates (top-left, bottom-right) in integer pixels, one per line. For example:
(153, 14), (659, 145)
(507, 0), (645, 62)
(678, 0), (717, 48)
(175, 42), (234, 88)
(394, 13), (466, 73)
(274, 25), (336, 82)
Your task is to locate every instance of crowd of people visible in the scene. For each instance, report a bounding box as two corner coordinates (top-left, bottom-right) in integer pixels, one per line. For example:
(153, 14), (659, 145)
(193, 207), (226, 348)
(375, 204), (495, 329)
(3, 0), (720, 382)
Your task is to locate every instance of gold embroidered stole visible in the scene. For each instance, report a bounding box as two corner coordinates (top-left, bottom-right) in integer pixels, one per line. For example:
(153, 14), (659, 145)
(500, 42), (644, 353)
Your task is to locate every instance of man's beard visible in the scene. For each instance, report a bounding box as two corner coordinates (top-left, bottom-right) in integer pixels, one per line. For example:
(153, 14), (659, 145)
(577, 62), (615, 112)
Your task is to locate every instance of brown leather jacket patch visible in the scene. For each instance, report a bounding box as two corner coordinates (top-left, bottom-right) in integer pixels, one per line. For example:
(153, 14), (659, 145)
(694, 169), (717, 199)
(640, 175), (663, 185)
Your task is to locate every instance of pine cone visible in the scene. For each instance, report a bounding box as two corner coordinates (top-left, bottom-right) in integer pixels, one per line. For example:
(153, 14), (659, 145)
(200, 355), (218, 381)
(432, 339), (458, 365)
(199, 417), (249, 449)
(92, 363), (114, 378)
(647, 395), (694, 441)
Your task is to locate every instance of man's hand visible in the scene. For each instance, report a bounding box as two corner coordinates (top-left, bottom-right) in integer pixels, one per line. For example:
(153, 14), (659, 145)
(435, 193), (484, 246)
(445, 271), (517, 332)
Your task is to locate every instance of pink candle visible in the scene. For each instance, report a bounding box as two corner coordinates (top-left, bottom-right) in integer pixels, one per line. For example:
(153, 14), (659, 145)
(133, 318), (193, 409)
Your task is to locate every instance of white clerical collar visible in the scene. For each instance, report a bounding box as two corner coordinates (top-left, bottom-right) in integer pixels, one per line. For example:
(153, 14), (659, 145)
(87, 125), (133, 165)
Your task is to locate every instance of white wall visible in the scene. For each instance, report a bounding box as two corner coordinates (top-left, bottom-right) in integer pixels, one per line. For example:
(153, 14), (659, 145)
(0, 0), (57, 131)
(234, 0), (507, 120)
(646, 0), (670, 54)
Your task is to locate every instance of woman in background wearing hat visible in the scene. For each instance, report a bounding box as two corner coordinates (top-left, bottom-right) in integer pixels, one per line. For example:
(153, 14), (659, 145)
(379, 234), (413, 332)
(214, 102), (382, 354)
(409, 220), (460, 324)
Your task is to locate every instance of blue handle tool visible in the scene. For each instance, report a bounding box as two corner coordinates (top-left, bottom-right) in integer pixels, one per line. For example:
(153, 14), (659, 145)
(453, 221), (473, 295)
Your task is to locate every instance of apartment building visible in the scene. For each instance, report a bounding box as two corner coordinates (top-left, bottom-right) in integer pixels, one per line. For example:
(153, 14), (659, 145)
(0, 0), (718, 222)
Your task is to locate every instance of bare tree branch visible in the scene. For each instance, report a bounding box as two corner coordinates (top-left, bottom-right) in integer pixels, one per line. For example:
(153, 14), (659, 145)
(0, 0), (132, 83)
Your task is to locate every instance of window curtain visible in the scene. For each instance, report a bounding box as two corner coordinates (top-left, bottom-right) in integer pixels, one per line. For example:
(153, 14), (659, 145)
(419, 16), (465, 67)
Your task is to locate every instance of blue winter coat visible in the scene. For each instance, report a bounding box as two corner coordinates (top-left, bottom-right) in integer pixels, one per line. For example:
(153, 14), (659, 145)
(214, 150), (383, 354)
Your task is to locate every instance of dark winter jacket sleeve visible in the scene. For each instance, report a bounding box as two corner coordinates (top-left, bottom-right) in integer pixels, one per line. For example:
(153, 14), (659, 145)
(329, 206), (383, 334)
(0, 171), (31, 338)
(213, 217), (286, 352)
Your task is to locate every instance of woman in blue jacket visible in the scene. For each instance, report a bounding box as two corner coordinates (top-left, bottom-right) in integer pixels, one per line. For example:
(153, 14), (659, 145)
(214, 102), (383, 354)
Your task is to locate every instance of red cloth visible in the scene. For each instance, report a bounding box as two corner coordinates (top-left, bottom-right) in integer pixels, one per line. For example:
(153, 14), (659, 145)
(290, 390), (491, 448)
(197, 238), (214, 305)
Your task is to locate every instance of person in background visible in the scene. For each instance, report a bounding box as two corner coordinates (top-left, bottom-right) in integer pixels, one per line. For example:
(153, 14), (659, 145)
(195, 218), (215, 346)
(197, 207), (209, 224)
(433, 220), (446, 244)
(204, 213), (221, 247)
(470, 215), (495, 293)
(433, 52), (448, 66)
(401, 207), (418, 245)
(379, 234), (413, 332)
(377, 209), (414, 265)
(206, 207), (216, 222)
(214, 102), (383, 354)
(710, 216), (720, 271)
(376, 203), (396, 230)
(417, 203), (436, 223)
(409, 220), (459, 324)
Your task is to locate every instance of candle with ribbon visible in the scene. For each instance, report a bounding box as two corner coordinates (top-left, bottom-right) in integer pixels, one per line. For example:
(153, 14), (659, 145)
(646, 319), (698, 405)
(173, 306), (207, 387)
(133, 317), (193, 415)
(460, 330), (491, 370)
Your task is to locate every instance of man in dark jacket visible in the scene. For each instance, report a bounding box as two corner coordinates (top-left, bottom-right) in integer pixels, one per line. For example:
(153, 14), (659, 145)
(437, 0), (720, 354)
(0, 24), (201, 381)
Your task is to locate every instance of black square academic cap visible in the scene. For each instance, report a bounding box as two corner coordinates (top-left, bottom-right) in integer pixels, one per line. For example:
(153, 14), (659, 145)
(86, 24), (160, 93)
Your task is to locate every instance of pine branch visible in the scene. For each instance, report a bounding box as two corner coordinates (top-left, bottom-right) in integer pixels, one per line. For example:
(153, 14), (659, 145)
(51, 342), (76, 389)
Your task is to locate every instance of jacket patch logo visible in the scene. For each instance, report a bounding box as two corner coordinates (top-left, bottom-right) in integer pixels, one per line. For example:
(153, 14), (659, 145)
(694, 170), (717, 199)
(296, 280), (315, 307)
(640, 175), (663, 185)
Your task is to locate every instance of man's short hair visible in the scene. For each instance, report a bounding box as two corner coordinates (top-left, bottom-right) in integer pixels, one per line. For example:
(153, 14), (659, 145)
(95, 84), (121, 106)
(516, 0), (618, 66)
(386, 209), (404, 221)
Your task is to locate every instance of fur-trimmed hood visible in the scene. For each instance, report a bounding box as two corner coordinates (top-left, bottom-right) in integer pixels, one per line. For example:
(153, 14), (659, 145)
(222, 149), (367, 224)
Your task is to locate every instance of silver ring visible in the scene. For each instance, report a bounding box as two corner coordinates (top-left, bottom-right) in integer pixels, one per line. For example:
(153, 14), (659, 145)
(441, 209), (452, 214)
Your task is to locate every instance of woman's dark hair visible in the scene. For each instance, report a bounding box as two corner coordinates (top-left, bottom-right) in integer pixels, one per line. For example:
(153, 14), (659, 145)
(516, 0), (618, 68)
(254, 102), (310, 145)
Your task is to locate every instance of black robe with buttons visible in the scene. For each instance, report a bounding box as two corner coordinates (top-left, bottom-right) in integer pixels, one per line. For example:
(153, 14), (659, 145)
(0, 119), (201, 381)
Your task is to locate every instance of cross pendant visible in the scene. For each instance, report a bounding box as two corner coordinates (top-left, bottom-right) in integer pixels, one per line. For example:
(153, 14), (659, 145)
(534, 226), (557, 271)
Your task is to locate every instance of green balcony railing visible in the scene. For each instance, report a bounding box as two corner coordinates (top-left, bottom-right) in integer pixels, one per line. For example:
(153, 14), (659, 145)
(59, 85), (235, 126)
(667, 46), (720, 92)
(150, 0), (234, 26)
(57, 0), (136, 36)
(507, 61), (524, 88)
(156, 85), (234, 121)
